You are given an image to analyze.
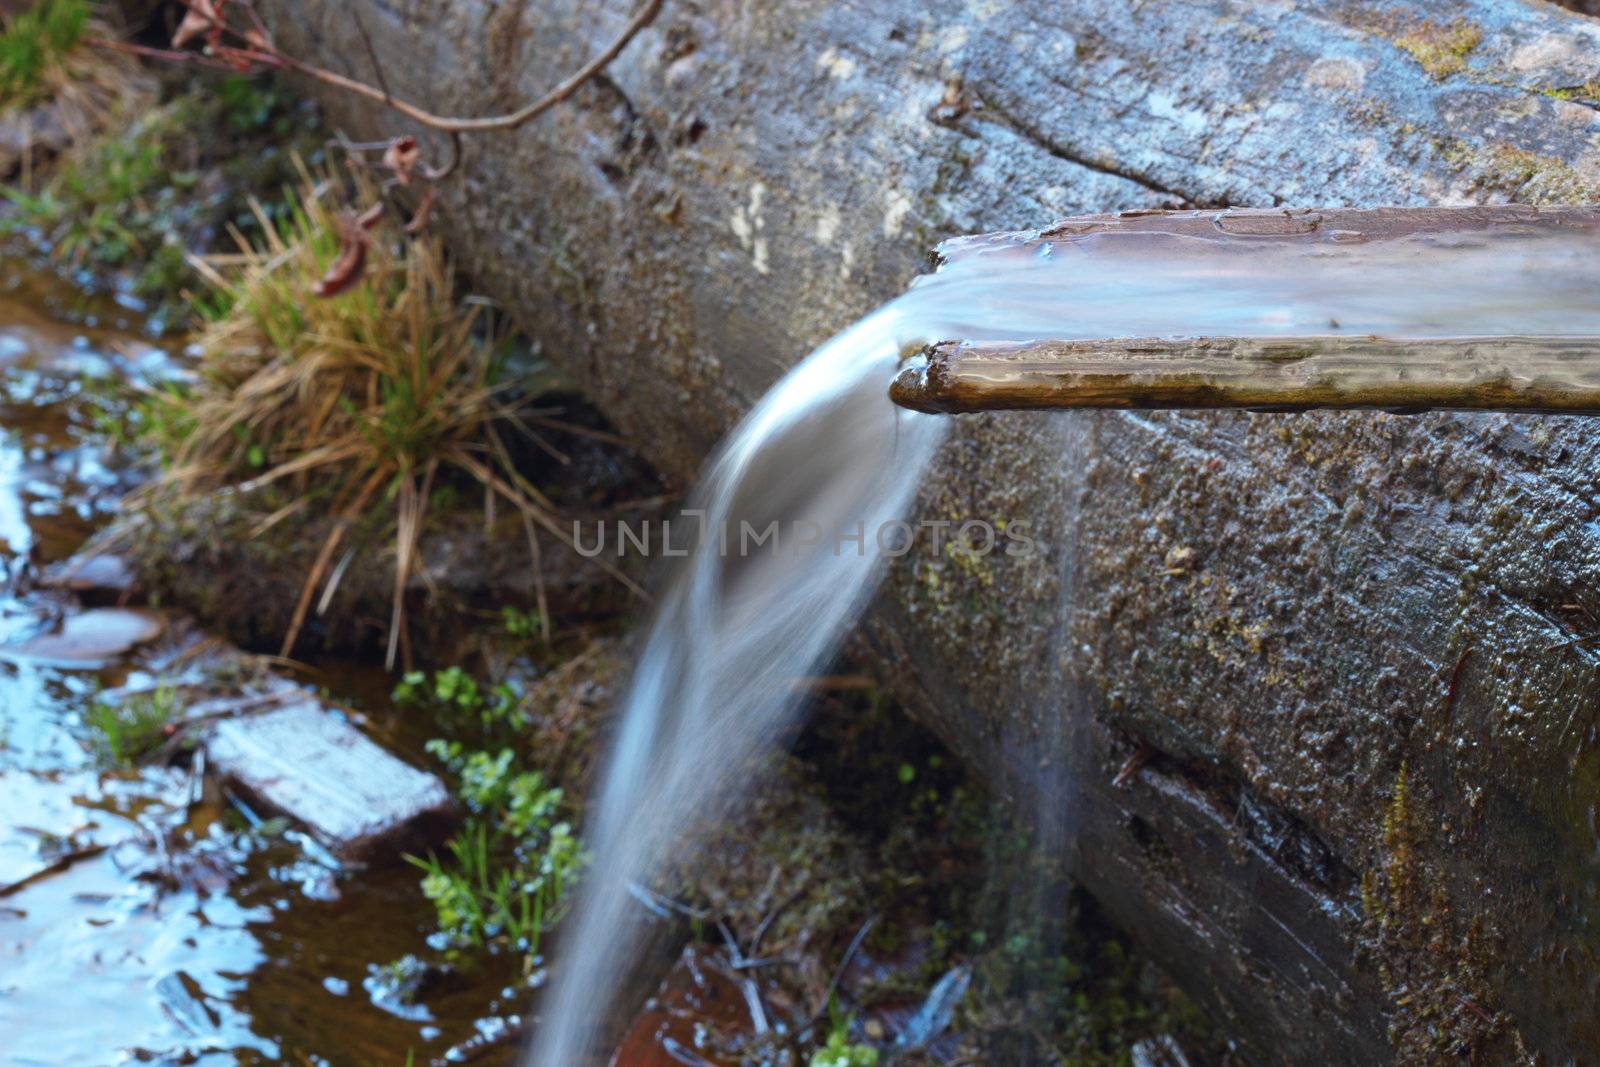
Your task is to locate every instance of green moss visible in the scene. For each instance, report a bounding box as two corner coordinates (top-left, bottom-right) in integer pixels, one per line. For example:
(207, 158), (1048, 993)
(810, 1021), (878, 1067)
(787, 690), (1226, 1064)
(1394, 19), (1483, 79)
(1540, 81), (1600, 102)
(1441, 140), (1600, 206)
(1360, 763), (1534, 1065)
(1490, 145), (1600, 203)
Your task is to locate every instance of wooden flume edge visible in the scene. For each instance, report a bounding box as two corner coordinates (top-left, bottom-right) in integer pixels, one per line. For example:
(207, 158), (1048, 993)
(894, 205), (1600, 417)
(890, 335), (1600, 416)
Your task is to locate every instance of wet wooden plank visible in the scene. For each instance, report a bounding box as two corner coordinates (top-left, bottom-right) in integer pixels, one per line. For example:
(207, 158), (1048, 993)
(895, 206), (1600, 416)
(893, 335), (1600, 415)
(204, 699), (454, 862)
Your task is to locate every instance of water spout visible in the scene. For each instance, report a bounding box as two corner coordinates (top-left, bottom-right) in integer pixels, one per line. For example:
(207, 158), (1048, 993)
(893, 205), (1600, 416)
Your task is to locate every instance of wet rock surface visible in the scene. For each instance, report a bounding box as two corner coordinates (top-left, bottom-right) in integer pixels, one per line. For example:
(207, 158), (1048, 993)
(39, 549), (137, 598)
(266, 0), (1600, 1061)
(3, 604), (163, 663)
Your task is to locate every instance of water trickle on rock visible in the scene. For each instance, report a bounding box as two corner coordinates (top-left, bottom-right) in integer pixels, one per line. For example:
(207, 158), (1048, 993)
(531, 216), (1600, 1063)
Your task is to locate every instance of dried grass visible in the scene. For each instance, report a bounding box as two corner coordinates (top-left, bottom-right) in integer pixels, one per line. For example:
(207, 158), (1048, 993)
(160, 161), (626, 667)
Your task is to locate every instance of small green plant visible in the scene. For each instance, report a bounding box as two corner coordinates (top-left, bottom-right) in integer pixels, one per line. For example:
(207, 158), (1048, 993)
(393, 667), (523, 730)
(84, 686), (177, 767)
(408, 741), (583, 965)
(0, 0), (88, 109)
(77, 372), (197, 464)
(810, 1008), (879, 1067)
(3, 81), (316, 318)
(499, 604), (547, 641)
(5, 118), (169, 267)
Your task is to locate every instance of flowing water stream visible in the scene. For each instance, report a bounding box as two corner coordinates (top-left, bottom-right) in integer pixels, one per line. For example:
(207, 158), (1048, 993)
(532, 218), (1600, 1063)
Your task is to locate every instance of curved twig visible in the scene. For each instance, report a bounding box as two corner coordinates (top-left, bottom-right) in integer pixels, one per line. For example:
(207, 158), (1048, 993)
(259, 0), (661, 133)
(420, 130), (462, 182)
(91, 0), (661, 135)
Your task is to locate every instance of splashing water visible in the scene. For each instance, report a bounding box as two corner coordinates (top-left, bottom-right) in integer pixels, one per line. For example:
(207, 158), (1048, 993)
(529, 218), (1600, 1064)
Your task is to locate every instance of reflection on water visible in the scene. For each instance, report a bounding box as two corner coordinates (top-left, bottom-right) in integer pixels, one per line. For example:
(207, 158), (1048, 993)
(0, 264), (518, 1067)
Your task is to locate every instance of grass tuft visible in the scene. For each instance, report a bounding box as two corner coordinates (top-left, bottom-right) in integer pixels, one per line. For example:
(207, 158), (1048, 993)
(153, 161), (606, 665)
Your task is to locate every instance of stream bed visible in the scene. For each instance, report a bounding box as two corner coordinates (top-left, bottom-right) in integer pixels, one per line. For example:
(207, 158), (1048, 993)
(0, 262), (524, 1067)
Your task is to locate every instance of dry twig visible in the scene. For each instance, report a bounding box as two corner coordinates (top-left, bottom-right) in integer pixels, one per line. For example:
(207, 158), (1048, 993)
(91, 0), (663, 217)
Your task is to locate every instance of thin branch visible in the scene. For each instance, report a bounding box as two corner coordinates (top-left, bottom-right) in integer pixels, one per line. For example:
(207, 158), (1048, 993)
(224, 0), (661, 134)
(349, 7), (392, 104)
(92, 0), (660, 133)
(97, 0), (651, 221)
(815, 913), (879, 1019)
(89, 36), (246, 72)
(328, 134), (399, 152)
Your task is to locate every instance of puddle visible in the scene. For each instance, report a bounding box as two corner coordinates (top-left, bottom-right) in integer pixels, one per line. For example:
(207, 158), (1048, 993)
(0, 262), (525, 1067)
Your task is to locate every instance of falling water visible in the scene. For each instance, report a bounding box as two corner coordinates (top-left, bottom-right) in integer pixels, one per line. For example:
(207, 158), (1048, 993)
(529, 218), (1600, 1064)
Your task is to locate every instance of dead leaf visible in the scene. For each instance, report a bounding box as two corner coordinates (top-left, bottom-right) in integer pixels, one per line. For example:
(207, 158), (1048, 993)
(172, 0), (219, 48)
(356, 200), (386, 230)
(311, 220), (370, 298)
(383, 136), (419, 185)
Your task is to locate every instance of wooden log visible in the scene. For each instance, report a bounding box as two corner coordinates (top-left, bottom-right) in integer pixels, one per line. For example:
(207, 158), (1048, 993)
(248, 0), (1600, 1061)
